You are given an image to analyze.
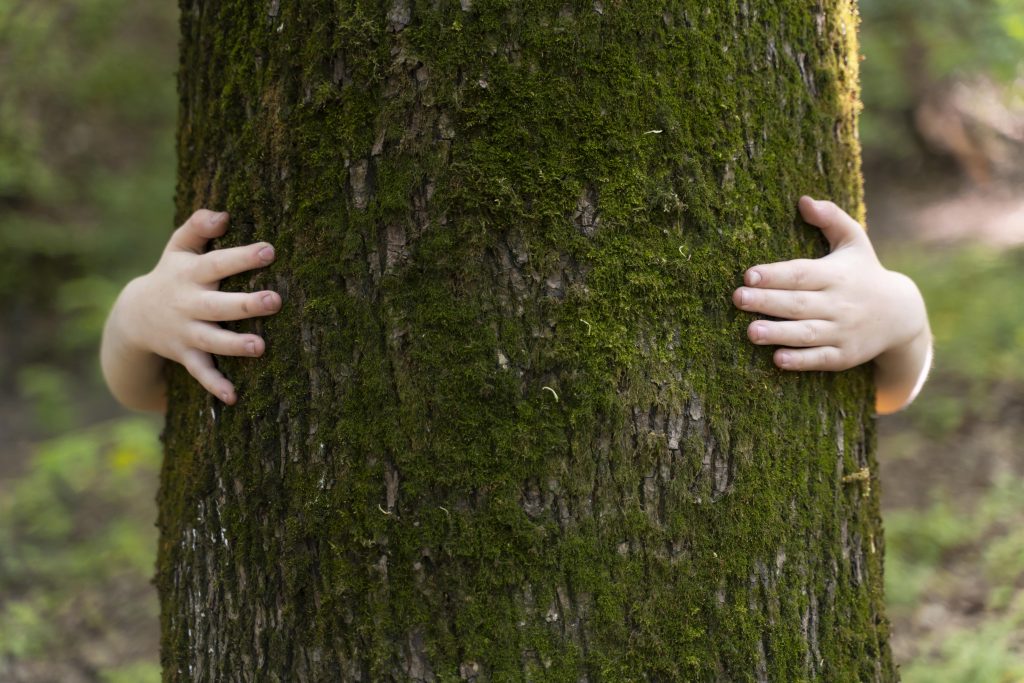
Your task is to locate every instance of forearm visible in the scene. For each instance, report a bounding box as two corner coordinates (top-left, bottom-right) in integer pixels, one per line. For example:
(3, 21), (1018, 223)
(100, 278), (169, 413)
(873, 324), (932, 416)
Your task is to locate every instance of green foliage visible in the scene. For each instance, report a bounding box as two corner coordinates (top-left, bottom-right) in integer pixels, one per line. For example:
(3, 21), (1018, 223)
(100, 661), (162, 683)
(901, 610), (1024, 683)
(884, 245), (1024, 434)
(0, 417), (162, 675)
(885, 476), (1024, 682)
(0, 600), (49, 660)
(885, 499), (976, 607)
(859, 0), (1024, 156)
(16, 363), (83, 435)
(0, 1), (177, 376)
(877, 243), (1024, 681)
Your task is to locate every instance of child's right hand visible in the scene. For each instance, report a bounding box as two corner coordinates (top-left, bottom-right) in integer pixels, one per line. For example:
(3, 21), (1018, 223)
(111, 209), (281, 406)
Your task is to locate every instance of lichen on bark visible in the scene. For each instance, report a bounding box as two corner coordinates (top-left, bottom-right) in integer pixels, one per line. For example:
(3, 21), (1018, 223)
(158, 1), (895, 680)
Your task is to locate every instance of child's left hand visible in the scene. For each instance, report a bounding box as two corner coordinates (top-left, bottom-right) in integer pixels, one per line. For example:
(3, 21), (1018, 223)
(732, 196), (931, 414)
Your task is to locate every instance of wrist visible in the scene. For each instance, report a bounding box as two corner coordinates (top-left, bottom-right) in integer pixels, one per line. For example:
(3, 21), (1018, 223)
(100, 275), (171, 411)
(876, 323), (931, 377)
(883, 271), (928, 352)
(109, 275), (153, 354)
(872, 272), (931, 414)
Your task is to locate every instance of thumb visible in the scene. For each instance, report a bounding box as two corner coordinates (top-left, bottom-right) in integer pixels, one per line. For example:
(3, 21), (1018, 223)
(168, 209), (229, 254)
(798, 196), (866, 251)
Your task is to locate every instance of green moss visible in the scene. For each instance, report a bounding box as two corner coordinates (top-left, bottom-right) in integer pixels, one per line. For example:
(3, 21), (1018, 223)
(159, 0), (891, 680)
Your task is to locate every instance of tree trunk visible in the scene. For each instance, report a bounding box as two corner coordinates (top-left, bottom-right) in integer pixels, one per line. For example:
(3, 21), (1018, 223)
(159, 1), (895, 680)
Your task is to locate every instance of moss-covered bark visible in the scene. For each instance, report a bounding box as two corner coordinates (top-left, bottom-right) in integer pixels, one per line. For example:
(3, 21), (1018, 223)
(159, 1), (895, 680)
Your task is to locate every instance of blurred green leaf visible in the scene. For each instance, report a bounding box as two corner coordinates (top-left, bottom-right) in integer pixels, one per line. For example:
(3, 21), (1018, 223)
(0, 0), (176, 380)
(101, 661), (162, 683)
(885, 246), (1024, 432)
(901, 608), (1024, 683)
(16, 364), (79, 435)
(0, 599), (50, 659)
(0, 417), (162, 673)
(859, 0), (1024, 157)
(56, 275), (121, 353)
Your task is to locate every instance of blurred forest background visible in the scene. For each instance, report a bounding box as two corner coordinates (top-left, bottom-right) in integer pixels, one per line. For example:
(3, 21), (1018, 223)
(1, 2), (1024, 681)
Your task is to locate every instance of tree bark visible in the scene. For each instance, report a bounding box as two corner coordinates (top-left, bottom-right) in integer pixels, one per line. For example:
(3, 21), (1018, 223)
(159, 1), (895, 680)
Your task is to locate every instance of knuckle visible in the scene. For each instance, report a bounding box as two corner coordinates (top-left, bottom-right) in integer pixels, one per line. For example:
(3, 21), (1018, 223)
(181, 256), (201, 281)
(197, 292), (216, 318)
(162, 341), (185, 365)
(188, 209), (211, 229)
(167, 288), (189, 315)
(209, 252), (226, 277)
(181, 353), (200, 376)
(801, 322), (818, 345)
(170, 225), (188, 245)
(178, 296), (202, 324)
(820, 201), (839, 222)
(193, 326), (211, 350)
(791, 292), (809, 317)
(837, 299), (857, 319)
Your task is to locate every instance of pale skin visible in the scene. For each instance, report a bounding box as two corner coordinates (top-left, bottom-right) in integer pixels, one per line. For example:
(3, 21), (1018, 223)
(733, 196), (931, 415)
(100, 209), (281, 412)
(100, 198), (931, 416)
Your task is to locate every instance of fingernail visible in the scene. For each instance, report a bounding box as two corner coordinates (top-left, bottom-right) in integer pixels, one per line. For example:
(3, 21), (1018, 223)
(739, 289), (751, 307)
(748, 270), (762, 286)
(247, 341), (257, 355)
(220, 391), (230, 403)
(209, 211), (226, 226)
(258, 245), (275, 262)
(262, 293), (277, 310)
(750, 323), (764, 342)
(778, 352), (792, 368)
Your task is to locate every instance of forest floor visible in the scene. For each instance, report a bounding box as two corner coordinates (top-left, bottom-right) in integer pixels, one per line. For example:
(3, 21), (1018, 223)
(1, 167), (1023, 682)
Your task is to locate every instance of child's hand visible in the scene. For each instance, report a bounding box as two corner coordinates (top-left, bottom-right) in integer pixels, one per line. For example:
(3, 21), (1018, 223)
(103, 210), (281, 409)
(732, 196), (931, 414)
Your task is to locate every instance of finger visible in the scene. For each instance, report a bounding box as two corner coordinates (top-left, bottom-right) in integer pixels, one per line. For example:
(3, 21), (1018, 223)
(774, 346), (848, 372)
(181, 348), (237, 404)
(734, 287), (829, 320)
(194, 242), (276, 284)
(744, 258), (829, 291)
(168, 210), (230, 254)
(798, 196), (867, 251)
(194, 290), (282, 322)
(748, 319), (838, 348)
(189, 322), (266, 358)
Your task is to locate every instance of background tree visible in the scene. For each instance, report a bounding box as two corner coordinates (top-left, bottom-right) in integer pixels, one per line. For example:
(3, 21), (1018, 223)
(159, 1), (894, 680)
